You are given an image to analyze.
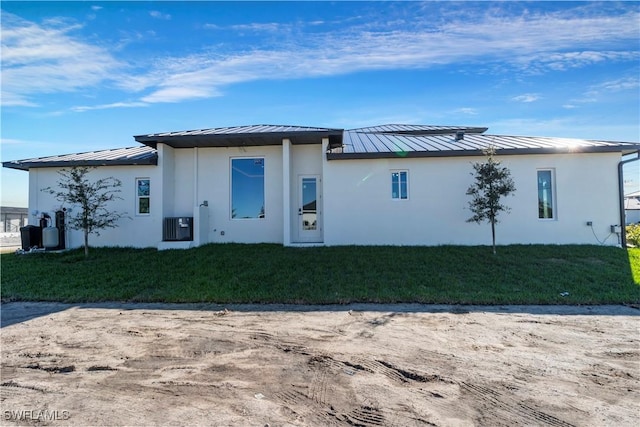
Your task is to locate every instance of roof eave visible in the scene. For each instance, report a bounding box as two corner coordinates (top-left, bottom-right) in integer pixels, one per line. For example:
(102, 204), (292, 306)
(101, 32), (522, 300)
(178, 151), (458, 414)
(327, 145), (639, 160)
(2, 156), (158, 172)
(135, 130), (344, 148)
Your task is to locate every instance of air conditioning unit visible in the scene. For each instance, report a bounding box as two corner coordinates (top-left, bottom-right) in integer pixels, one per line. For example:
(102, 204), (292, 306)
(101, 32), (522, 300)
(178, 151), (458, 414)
(163, 217), (193, 241)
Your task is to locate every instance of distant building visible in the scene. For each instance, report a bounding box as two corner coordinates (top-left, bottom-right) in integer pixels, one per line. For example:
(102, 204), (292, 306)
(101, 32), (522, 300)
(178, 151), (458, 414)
(625, 190), (640, 224)
(3, 124), (639, 249)
(1, 206), (28, 232)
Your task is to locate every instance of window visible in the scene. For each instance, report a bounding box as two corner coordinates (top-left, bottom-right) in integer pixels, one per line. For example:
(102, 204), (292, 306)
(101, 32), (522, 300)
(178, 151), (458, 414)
(136, 178), (150, 215)
(537, 170), (555, 219)
(231, 158), (265, 219)
(391, 171), (408, 200)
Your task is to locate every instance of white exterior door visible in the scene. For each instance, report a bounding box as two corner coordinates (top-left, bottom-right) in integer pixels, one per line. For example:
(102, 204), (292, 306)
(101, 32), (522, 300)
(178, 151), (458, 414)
(298, 175), (322, 242)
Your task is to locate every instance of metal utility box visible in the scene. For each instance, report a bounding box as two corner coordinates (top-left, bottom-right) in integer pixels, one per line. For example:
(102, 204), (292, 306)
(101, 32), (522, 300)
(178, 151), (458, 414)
(20, 225), (42, 250)
(163, 217), (193, 241)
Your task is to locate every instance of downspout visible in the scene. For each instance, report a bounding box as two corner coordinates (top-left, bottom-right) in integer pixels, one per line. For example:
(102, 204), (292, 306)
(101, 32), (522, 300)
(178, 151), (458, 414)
(619, 150), (639, 247)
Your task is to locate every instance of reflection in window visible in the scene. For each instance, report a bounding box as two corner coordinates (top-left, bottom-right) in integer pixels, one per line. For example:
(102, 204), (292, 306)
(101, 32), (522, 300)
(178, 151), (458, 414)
(537, 170), (554, 219)
(136, 178), (150, 215)
(231, 158), (265, 219)
(302, 177), (317, 230)
(391, 171), (408, 200)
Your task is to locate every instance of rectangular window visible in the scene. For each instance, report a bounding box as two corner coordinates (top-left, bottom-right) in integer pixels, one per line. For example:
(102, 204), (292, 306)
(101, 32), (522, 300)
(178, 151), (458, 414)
(136, 178), (150, 215)
(391, 171), (408, 200)
(537, 170), (555, 219)
(231, 158), (265, 219)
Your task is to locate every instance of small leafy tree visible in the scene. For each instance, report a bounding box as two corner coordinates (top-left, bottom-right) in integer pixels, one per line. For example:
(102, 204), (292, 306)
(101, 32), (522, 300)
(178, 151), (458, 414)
(466, 146), (516, 254)
(43, 166), (126, 258)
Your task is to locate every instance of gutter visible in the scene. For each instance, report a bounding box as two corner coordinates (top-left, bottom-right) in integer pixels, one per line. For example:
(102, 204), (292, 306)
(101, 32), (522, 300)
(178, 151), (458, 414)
(619, 150), (640, 247)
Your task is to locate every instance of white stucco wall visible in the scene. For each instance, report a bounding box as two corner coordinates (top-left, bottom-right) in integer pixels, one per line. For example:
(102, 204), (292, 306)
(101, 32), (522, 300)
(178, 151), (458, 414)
(289, 144), (323, 243)
(323, 152), (623, 246)
(169, 145), (285, 244)
(25, 148), (624, 249)
(28, 165), (162, 248)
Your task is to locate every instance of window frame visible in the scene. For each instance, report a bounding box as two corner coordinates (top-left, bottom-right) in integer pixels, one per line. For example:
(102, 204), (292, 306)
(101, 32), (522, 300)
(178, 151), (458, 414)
(537, 169), (556, 220)
(230, 157), (266, 220)
(391, 170), (409, 201)
(135, 177), (151, 216)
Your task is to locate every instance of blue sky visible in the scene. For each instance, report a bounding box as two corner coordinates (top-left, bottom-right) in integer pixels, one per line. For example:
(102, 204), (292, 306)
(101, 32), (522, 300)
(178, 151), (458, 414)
(2, 1), (639, 207)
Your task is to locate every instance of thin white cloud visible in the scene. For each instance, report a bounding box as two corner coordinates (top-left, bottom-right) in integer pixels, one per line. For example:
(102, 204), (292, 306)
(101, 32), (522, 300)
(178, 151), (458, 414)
(149, 11), (171, 20)
(230, 23), (283, 32)
(565, 76), (640, 107)
(595, 77), (640, 92)
(1, 12), (124, 107)
(512, 94), (540, 103)
(132, 8), (638, 104)
(454, 108), (478, 115)
(141, 87), (221, 103)
(91, 6), (103, 12)
(71, 101), (149, 112)
(0, 138), (29, 145)
(3, 5), (638, 108)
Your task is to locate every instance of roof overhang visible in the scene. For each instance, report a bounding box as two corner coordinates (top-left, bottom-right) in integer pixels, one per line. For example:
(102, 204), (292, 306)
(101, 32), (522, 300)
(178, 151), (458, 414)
(135, 130), (344, 149)
(2, 157), (159, 171)
(327, 145), (640, 160)
(2, 147), (158, 172)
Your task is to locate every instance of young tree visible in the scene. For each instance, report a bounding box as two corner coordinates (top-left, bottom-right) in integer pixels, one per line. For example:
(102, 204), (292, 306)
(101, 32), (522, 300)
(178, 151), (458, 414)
(466, 146), (516, 254)
(43, 166), (126, 258)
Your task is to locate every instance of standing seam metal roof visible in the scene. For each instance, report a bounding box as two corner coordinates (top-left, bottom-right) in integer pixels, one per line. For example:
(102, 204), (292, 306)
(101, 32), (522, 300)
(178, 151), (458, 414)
(134, 124), (344, 148)
(4, 124), (639, 170)
(2, 146), (158, 171)
(140, 124), (343, 137)
(330, 129), (640, 159)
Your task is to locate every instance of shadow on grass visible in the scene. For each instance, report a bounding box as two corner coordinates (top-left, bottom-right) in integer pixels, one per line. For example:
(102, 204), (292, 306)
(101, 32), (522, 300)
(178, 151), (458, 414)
(2, 301), (638, 329)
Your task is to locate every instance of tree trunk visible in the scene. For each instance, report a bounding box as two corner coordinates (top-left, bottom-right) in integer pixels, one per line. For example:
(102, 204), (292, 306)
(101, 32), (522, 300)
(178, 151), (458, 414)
(491, 219), (496, 255)
(84, 228), (89, 258)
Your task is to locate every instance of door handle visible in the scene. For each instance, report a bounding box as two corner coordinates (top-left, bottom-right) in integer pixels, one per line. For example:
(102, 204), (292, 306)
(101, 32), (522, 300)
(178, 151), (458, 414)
(298, 208), (302, 216)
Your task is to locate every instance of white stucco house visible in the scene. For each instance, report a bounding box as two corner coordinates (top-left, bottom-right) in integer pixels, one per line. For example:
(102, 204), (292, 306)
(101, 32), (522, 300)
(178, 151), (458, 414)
(4, 124), (639, 249)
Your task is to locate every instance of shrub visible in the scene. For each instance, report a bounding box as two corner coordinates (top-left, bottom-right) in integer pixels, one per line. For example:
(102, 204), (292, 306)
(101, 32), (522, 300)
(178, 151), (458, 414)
(627, 224), (640, 247)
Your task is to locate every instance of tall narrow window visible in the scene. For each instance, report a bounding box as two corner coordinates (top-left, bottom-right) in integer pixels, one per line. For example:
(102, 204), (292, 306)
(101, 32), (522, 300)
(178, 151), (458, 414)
(391, 171), (408, 200)
(136, 178), (150, 215)
(231, 158), (265, 219)
(537, 170), (554, 219)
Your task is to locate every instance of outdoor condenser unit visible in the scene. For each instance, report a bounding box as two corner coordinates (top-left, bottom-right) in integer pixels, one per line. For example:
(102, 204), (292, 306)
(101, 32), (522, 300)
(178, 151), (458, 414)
(163, 217), (194, 241)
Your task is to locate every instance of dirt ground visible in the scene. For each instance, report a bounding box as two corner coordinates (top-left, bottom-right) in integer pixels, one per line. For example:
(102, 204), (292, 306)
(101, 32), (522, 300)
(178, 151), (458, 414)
(1, 303), (638, 426)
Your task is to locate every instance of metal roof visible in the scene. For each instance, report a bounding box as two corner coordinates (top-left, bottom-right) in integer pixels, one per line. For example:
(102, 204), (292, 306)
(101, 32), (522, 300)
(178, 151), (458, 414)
(135, 124), (344, 148)
(349, 124), (489, 135)
(328, 129), (640, 160)
(625, 197), (640, 210)
(5, 124), (638, 171)
(2, 146), (158, 171)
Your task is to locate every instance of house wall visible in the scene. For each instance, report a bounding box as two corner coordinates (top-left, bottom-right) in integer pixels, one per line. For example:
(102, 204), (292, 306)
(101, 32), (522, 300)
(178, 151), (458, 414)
(168, 144), (285, 244)
(289, 144), (323, 242)
(323, 152), (623, 246)
(26, 148), (624, 249)
(28, 165), (162, 248)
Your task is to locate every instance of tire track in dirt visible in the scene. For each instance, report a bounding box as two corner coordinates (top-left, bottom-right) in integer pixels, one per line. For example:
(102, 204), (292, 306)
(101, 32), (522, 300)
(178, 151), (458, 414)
(248, 327), (445, 426)
(244, 326), (579, 427)
(461, 382), (575, 427)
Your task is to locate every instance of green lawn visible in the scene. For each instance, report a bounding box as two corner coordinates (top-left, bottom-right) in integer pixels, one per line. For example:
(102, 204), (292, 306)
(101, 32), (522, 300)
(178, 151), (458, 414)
(1, 244), (638, 305)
